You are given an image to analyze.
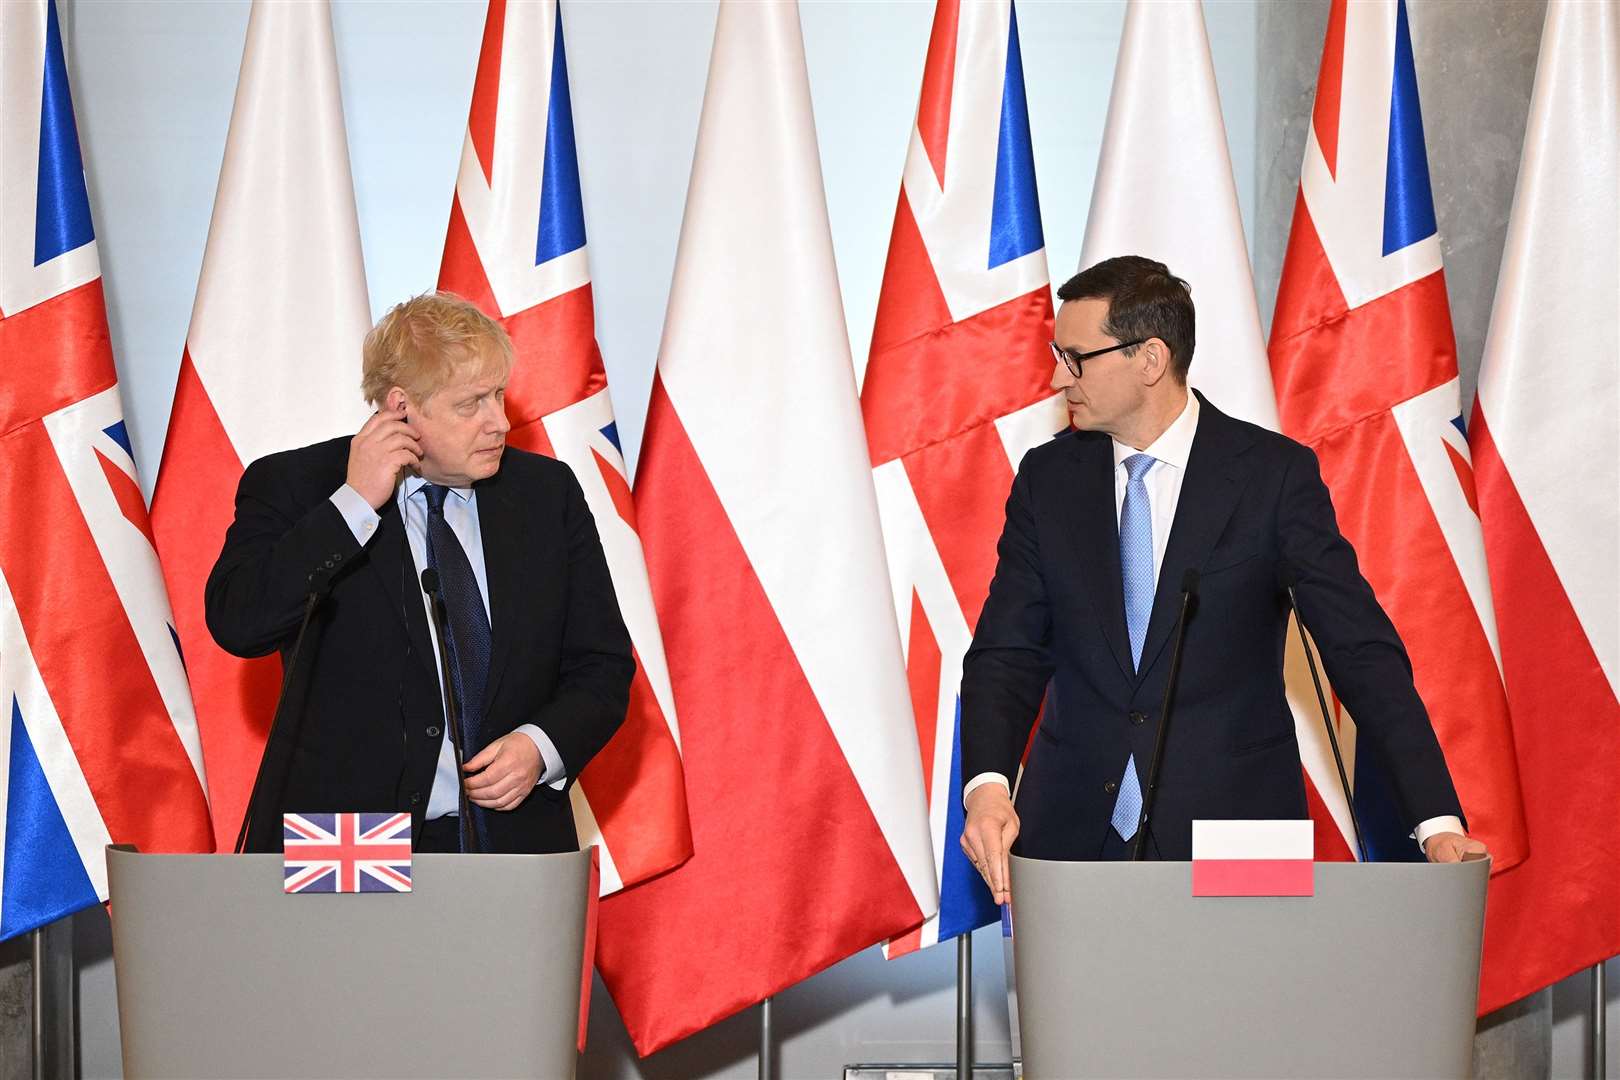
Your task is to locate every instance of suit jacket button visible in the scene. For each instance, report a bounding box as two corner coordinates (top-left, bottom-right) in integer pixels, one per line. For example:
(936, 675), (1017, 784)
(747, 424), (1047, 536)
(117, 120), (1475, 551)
(1129, 710), (1146, 726)
(426, 725), (441, 738)
(409, 792), (422, 805)
(1103, 780), (1119, 795)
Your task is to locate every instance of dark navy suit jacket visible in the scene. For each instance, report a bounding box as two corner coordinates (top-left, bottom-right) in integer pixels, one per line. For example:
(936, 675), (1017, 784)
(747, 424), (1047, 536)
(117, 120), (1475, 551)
(206, 437), (633, 854)
(960, 393), (1462, 860)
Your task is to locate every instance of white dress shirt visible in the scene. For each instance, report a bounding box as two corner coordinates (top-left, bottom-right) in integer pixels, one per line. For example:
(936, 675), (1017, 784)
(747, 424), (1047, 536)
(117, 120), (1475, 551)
(331, 477), (565, 820)
(963, 392), (1462, 852)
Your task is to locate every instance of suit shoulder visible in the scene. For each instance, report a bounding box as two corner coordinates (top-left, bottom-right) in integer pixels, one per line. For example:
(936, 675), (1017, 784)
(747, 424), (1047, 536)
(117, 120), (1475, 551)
(492, 447), (585, 503)
(240, 436), (350, 491)
(1017, 427), (1104, 476)
(496, 446), (575, 483)
(1205, 408), (1314, 468)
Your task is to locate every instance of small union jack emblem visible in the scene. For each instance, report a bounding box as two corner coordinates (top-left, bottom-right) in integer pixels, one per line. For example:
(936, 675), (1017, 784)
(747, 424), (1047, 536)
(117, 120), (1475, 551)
(283, 813), (413, 894)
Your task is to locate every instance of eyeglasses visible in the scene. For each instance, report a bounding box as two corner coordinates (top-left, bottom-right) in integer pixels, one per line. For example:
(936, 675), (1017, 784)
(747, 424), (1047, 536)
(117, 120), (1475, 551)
(1049, 338), (1145, 379)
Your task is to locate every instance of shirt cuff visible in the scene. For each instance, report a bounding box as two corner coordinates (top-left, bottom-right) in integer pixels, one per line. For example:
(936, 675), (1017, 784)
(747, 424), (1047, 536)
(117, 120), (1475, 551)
(514, 724), (567, 790)
(1413, 815), (1466, 852)
(963, 771), (1011, 807)
(329, 484), (382, 546)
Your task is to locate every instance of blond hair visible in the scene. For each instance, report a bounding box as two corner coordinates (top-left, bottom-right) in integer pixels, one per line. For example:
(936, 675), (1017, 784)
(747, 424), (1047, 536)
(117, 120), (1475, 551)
(360, 292), (513, 406)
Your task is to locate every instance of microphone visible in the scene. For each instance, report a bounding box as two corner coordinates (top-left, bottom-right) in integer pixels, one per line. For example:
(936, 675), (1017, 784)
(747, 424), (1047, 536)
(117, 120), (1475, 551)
(1132, 569), (1199, 862)
(420, 568), (480, 853)
(234, 568), (338, 854)
(1279, 563), (1368, 863)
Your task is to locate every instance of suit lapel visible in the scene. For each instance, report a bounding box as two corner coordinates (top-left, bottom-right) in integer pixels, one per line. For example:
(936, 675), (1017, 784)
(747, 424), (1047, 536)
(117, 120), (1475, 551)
(1064, 434), (1134, 680)
(473, 464), (522, 715)
(1136, 397), (1253, 676)
(364, 495), (437, 680)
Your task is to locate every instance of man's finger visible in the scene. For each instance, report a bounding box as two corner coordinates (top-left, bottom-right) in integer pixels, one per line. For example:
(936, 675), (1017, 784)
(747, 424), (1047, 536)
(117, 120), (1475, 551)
(463, 767), (508, 795)
(463, 744), (497, 772)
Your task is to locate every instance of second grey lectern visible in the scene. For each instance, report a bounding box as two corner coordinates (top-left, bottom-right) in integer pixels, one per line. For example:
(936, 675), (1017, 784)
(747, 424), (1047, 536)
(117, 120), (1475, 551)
(1010, 856), (1490, 1079)
(107, 845), (591, 1079)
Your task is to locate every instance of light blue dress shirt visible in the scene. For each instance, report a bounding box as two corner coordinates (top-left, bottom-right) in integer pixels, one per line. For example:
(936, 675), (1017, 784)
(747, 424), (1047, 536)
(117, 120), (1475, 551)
(330, 478), (566, 819)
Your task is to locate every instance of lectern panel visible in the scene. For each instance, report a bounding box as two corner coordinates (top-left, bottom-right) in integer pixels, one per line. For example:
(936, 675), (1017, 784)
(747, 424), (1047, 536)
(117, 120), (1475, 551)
(108, 848), (590, 1079)
(1010, 859), (1487, 1080)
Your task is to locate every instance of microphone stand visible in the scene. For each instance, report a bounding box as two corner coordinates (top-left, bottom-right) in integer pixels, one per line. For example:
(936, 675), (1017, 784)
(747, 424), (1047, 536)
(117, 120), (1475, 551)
(1133, 569), (1200, 862)
(1281, 567), (1369, 863)
(420, 569), (479, 853)
(235, 570), (333, 854)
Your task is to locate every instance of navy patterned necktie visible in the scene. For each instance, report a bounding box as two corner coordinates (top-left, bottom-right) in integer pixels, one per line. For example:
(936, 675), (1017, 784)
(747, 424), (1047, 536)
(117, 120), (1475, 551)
(420, 484), (491, 762)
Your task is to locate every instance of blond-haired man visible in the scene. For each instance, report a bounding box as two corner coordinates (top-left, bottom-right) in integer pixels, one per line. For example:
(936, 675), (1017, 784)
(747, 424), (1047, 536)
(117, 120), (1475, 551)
(207, 292), (633, 853)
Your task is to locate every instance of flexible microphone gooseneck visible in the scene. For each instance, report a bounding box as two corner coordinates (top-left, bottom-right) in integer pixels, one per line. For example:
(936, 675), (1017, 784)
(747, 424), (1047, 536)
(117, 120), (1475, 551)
(1279, 563), (1369, 863)
(419, 568), (479, 853)
(235, 568), (335, 854)
(1132, 568), (1200, 862)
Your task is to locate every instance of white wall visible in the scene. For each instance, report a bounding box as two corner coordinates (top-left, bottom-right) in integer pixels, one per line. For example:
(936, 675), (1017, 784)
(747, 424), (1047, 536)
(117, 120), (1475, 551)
(61, 1), (1263, 1076)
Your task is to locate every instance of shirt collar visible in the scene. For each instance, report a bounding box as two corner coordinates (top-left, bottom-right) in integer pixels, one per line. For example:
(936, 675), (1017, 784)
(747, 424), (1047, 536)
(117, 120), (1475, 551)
(1112, 390), (1200, 472)
(399, 473), (475, 505)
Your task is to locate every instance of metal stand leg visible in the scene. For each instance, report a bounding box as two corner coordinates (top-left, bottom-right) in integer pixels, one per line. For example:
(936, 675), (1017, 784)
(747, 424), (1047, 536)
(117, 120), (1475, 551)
(759, 994), (774, 1080)
(957, 932), (973, 1079)
(30, 917), (75, 1080)
(1595, 961), (1607, 1080)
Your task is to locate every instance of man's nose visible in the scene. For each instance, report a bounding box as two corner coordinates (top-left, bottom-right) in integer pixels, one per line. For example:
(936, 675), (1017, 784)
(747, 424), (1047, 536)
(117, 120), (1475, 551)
(1051, 361), (1075, 392)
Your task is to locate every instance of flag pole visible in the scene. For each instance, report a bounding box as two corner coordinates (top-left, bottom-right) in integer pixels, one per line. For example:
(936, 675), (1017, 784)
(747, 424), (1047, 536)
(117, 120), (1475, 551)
(957, 932), (974, 1077)
(1593, 962), (1606, 1080)
(758, 995), (774, 1080)
(29, 919), (75, 1080)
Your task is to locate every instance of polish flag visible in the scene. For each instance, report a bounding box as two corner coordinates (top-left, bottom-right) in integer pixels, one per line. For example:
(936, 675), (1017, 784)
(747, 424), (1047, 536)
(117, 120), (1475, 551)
(1191, 820), (1314, 897)
(862, 0), (1066, 959)
(1468, 0), (1619, 1013)
(594, 0), (937, 1055)
(150, 0), (373, 850)
(1268, 0), (1527, 870)
(436, 0), (690, 895)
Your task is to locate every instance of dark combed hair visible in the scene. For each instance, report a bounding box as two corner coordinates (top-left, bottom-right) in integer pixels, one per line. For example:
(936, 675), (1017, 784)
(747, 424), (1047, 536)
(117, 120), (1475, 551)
(1056, 255), (1195, 381)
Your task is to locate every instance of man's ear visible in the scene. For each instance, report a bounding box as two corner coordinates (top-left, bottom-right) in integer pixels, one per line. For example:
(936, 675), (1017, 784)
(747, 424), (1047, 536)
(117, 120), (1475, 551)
(1140, 338), (1172, 387)
(386, 386), (410, 415)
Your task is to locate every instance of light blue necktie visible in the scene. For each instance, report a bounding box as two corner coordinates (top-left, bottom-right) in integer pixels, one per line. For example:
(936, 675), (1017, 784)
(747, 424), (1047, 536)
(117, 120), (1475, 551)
(1111, 453), (1156, 842)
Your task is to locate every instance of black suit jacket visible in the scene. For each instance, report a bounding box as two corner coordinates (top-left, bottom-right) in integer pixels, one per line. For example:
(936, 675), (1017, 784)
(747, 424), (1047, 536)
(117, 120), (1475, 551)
(961, 393), (1463, 860)
(206, 437), (634, 854)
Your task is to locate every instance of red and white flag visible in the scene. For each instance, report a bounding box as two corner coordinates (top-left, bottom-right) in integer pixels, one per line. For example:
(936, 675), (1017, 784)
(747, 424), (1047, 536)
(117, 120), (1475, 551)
(1081, 0), (1276, 429)
(0, 0), (211, 939)
(862, 0), (1064, 958)
(1468, 0), (1619, 1013)
(1268, 0), (1527, 868)
(1191, 820), (1314, 898)
(436, 0), (690, 896)
(595, 0), (936, 1054)
(150, 0), (373, 850)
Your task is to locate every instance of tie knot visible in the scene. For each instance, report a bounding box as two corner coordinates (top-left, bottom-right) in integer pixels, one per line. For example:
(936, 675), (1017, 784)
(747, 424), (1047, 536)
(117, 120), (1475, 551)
(421, 483), (450, 514)
(1125, 453), (1156, 482)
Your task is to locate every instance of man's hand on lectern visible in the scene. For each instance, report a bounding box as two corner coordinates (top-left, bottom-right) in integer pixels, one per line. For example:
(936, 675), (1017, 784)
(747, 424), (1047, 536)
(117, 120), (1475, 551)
(1423, 831), (1489, 863)
(961, 784), (1020, 904)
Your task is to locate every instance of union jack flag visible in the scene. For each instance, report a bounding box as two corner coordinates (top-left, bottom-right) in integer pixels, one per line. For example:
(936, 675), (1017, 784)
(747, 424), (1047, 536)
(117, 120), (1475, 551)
(0, 0), (212, 941)
(437, 0), (690, 897)
(283, 813), (413, 894)
(1269, 0), (1527, 868)
(861, 0), (1066, 956)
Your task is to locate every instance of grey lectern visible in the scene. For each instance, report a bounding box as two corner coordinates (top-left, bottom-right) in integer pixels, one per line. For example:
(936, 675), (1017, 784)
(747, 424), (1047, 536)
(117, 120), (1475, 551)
(106, 845), (591, 1079)
(1009, 856), (1489, 1080)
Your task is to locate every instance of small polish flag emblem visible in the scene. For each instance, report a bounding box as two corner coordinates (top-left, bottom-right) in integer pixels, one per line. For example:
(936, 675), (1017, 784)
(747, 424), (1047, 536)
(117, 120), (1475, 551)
(1192, 820), (1315, 897)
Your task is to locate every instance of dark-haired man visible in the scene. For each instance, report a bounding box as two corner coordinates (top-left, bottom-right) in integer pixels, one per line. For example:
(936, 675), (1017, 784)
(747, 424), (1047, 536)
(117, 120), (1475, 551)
(958, 256), (1484, 898)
